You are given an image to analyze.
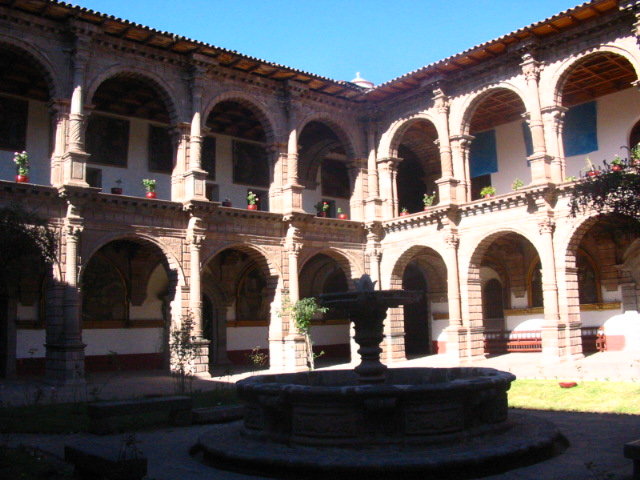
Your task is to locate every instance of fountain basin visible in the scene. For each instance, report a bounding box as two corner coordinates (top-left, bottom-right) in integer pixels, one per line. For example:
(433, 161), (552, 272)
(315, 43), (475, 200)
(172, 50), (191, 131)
(237, 367), (515, 447)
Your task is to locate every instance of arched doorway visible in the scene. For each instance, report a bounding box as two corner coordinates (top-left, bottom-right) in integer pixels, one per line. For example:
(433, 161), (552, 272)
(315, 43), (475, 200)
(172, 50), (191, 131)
(402, 262), (430, 356)
(80, 238), (175, 372)
(299, 253), (352, 363)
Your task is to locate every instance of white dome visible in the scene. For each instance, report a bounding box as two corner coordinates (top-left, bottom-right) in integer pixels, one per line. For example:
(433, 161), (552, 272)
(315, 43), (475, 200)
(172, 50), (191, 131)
(351, 72), (374, 89)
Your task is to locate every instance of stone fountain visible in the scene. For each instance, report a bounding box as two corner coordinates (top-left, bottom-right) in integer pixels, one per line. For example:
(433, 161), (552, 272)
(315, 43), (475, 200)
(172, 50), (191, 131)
(196, 276), (565, 478)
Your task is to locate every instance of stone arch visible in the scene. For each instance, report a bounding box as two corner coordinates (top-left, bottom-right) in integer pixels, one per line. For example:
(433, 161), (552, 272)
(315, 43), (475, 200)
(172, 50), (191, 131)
(466, 228), (542, 337)
(203, 91), (278, 145)
(379, 112), (440, 159)
(298, 247), (363, 286)
(203, 242), (281, 282)
(296, 112), (359, 162)
(549, 45), (640, 108)
(85, 65), (183, 124)
(452, 83), (527, 137)
(0, 37), (62, 99)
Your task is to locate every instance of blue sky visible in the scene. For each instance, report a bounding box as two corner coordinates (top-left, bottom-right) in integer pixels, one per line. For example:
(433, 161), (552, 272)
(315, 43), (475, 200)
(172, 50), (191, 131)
(71, 1), (581, 86)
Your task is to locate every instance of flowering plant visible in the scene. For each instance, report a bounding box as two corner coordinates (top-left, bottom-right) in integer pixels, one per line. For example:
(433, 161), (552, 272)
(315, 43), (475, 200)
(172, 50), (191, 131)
(247, 191), (258, 205)
(423, 192), (435, 207)
(14, 151), (29, 176)
(141, 178), (156, 192)
(315, 201), (329, 212)
(511, 178), (524, 191)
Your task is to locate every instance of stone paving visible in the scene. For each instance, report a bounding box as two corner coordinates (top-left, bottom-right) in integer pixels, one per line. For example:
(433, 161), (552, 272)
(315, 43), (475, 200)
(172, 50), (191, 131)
(2, 351), (640, 479)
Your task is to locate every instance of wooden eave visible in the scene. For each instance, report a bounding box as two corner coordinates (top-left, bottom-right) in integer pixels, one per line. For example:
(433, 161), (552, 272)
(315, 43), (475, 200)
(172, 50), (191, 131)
(1, 0), (367, 101)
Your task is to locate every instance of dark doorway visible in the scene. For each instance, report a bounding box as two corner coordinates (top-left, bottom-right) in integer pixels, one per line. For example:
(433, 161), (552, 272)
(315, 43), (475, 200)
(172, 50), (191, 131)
(402, 262), (430, 356)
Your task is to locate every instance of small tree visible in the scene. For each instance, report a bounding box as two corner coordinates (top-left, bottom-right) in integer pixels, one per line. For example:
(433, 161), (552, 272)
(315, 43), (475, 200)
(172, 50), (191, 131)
(282, 296), (328, 370)
(169, 313), (199, 394)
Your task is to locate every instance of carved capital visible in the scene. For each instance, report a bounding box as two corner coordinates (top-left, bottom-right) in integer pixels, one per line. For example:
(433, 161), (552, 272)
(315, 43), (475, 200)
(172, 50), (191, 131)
(187, 233), (205, 247)
(521, 53), (541, 82)
(444, 233), (459, 248)
(538, 218), (555, 235)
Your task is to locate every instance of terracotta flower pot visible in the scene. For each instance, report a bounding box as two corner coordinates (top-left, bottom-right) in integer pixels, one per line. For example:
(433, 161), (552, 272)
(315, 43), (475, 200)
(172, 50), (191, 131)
(15, 174), (29, 183)
(317, 211), (327, 217)
(111, 187), (123, 194)
(146, 191), (157, 199)
(559, 381), (577, 389)
(247, 204), (258, 210)
(587, 170), (600, 177)
(612, 164), (623, 172)
(221, 201), (232, 207)
(400, 211), (409, 216)
(338, 213), (348, 220)
(484, 194), (494, 198)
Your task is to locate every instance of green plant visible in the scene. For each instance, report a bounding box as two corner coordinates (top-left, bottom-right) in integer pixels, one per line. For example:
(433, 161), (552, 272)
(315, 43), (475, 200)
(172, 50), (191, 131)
(511, 178), (524, 191)
(611, 155), (623, 166)
(314, 201), (330, 213)
(401, 207), (408, 213)
(247, 346), (269, 370)
(169, 314), (199, 394)
(423, 192), (435, 207)
(337, 207), (343, 214)
(13, 151), (29, 176)
(565, 176), (577, 182)
(247, 191), (258, 205)
(141, 178), (156, 192)
(281, 297), (327, 370)
(480, 185), (496, 197)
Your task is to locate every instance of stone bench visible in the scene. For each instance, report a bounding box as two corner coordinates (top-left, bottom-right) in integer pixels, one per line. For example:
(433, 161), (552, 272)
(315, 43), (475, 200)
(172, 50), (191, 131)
(64, 445), (147, 480)
(87, 395), (193, 434)
(625, 439), (640, 479)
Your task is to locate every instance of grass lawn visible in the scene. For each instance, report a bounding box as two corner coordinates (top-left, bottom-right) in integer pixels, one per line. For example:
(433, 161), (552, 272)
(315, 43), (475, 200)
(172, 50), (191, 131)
(508, 379), (640, 414)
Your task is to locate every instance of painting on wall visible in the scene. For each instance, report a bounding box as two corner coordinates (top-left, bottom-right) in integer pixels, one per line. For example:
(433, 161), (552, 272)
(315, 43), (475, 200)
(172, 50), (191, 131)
(86, 114), (129, 167)
(232, 140), (269, 187)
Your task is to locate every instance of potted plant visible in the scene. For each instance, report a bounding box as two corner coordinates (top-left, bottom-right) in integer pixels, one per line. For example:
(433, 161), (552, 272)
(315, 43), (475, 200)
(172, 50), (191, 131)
(247, 191), (258, 210)
(337, 207), (348, 220)
(423, 192), (435, 210)
(315, 201), (329, 217)
(511, 178), (524, 191)
(585, 157), (600, 177)
(141, 178), (157, 199)
(111, 179), (123, 194)
(221, 197), (232, 207)
(400, 207), (409, 216)
(611, 156), (624, 172)
(13, 151), (29, 183)
(480, 186), (496, 198)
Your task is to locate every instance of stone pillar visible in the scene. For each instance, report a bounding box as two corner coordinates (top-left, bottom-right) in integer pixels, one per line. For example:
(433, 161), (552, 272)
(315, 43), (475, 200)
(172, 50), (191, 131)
(183, 64), (208, 202)
(450, 135), (473, 203)
(280, 221), (306, 371)
(364, 118), (382, 220)
(443, 233), (464, 363)
(376, 157), (400, 218)
(45, 200), (85, 385)
(433, 88), (459, 204)
(49, 100), (69, 188)
(365, 223), (383, 289)
(281, 100), (305, 214)
(537, 218), (581, 362)
(61, 36), (91, 187)
(171, 123), (191, 201)
(187, 224), (209, 374)
(542, 106), (568, 183)
(521, 53), (553, 185)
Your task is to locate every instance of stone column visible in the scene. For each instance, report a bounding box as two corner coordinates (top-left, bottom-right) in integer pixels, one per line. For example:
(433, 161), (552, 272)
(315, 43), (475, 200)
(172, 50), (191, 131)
(49, 100), (70, 188)
(364, 118), (382, 220)
(365, 223), (383, 289)
(521, 53), (553, 185)
(183, 64), (208, 202)
(280, 221), (306, 371)
(542, 106), (568, 183)
(61, 36), (91, 187)
(45, 199), (85, 385)
(170, 123), (191, 201)
(280, 97), (305, 214)
(187, 222), (209, 374)
(450, 135), (474, 203)
(376, 157), (400, 218)
(443, 233), (464, 363)
(433, 88), (459, 204)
